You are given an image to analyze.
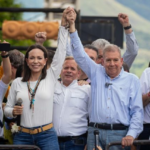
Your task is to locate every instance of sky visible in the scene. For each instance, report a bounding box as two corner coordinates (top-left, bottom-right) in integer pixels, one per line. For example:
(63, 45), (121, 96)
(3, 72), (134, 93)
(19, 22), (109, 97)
(14, 0), (45, 21)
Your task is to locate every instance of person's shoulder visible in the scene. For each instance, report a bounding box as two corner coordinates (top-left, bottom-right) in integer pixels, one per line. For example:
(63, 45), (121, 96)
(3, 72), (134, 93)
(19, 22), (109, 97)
(142, 67), (150, 74)
(126, 72), (139, 81)
(77, 84), (91, 92)
(12, 77), (23, 85)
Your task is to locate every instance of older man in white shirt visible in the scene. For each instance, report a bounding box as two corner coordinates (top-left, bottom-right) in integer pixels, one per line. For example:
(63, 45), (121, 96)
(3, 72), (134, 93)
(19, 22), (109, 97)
(53, 56), (91, 150)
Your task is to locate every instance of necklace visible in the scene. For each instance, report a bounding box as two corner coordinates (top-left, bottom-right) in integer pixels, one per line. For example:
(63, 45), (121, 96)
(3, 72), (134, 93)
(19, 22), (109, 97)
(27, 75), (42, 112)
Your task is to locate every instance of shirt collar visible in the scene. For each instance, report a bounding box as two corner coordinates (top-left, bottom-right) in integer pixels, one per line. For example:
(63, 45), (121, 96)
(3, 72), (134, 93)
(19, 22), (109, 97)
(61, 79), (78, 88)
(103, 67), (124, 80)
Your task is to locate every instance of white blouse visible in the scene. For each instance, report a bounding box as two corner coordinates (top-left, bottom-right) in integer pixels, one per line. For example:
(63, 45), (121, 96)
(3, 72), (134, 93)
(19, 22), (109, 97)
(4, 26), (68, 128)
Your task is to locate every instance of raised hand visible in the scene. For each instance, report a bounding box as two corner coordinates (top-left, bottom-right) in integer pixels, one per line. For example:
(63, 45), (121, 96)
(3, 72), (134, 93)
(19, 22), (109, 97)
(118, 13), (130, 27)
(61, 7), (74, 28)
(66, 9), (76, 33)
(35, 32), (47, 45)
(66, 10), (76, 25)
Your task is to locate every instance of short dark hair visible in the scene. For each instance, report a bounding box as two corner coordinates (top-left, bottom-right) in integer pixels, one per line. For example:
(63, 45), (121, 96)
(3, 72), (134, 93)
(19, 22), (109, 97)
(22, 44), (48, 82)
(9, 49), (24, 69)
(84, 44), (98, 56)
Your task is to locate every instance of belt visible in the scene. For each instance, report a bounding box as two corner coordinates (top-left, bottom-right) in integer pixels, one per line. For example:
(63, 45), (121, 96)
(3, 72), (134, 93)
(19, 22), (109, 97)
(58, 132), (87, 142)
(19, 123), (53, 134)
(89, 122), (128, 130)
(143, 124), (150, 128)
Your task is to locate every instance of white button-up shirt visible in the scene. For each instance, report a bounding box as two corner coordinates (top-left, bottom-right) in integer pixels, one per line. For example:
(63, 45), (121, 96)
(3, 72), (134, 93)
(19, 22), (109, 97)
(53, 80), (91, 136)
(140, 68), (150, 124)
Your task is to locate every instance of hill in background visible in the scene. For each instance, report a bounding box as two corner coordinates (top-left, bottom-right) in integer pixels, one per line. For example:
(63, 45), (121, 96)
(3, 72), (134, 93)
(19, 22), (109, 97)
(80, 0), (150, 77)
(13, 0), (150, 77)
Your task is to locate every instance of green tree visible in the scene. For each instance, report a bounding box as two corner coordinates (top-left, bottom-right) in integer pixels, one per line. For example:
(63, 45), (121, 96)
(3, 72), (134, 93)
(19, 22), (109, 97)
(0, 0), (50, 48)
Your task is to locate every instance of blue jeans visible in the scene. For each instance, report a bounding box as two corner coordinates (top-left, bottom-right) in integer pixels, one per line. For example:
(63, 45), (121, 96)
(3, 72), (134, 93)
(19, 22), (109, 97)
(59, 136), (87, 150)
(87, 126), (130, 150)
(13, 127), (59, 150)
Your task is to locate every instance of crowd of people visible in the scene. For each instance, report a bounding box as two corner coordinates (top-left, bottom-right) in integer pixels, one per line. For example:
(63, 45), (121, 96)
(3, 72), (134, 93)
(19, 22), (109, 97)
(0, 7), (150, 150)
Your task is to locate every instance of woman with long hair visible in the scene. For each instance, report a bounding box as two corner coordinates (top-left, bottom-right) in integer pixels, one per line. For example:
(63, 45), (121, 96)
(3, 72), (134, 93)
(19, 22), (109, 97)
(4, 8), (71, 150)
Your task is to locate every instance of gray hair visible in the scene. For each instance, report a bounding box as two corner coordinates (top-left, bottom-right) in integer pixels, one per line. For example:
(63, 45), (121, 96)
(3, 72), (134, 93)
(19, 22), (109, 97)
(91, 39), (110, 50)
(103, 44), (121, 58)
(9, 49), (24, 69)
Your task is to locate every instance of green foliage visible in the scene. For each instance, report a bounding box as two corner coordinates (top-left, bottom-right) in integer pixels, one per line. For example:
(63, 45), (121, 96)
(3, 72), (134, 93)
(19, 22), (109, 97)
(0, 0), (23, 26)
(134, 30), (150, 49)
(130, 49), (150, 77)
(0, 0), (50, 48)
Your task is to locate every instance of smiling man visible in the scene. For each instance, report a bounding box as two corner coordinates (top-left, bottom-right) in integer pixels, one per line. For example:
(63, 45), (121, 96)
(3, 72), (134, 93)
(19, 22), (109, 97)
(66, 9), (143, 150)
(53, 56), (91, 150)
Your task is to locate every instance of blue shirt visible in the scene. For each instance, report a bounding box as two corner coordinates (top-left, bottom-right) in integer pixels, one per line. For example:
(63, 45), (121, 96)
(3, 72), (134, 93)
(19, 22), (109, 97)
(67, 31), (138, 69)
(70, 31), (143, 139)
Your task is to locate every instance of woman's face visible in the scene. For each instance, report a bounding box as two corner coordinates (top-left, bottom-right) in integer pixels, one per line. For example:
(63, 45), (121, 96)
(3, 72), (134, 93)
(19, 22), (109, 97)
(26, 48), (47, 74)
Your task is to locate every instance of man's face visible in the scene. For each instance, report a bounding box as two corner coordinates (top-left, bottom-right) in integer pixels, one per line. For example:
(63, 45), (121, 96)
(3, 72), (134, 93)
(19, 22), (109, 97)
(61, 59), (79, 86)
(103, 50), (123, 79)
(84, 48), (97, 62)
(96, 49), (103, 64)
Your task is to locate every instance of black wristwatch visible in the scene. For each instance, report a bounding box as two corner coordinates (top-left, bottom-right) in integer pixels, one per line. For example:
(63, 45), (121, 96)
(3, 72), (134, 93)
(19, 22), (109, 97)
(1, 54), (9, 58)
(124, 24), (132, 30)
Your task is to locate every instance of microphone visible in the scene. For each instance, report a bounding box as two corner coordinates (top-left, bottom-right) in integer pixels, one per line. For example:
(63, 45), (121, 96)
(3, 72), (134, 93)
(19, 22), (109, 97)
(105, 82), (112, 88)
(15, 98), (23, 126)
(94, 130), (99, 150)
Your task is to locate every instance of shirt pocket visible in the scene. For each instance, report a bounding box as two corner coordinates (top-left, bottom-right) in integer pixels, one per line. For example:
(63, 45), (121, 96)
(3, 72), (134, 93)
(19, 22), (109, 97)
(53, 89), (63, 105)
(69, 92), (87, 111)
(117, 86), (129, 106)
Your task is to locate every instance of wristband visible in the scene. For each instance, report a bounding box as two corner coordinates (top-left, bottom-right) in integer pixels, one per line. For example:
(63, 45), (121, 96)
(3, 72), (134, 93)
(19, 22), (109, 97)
(1, 54), (9, 58)
(124, 25), (132, 30)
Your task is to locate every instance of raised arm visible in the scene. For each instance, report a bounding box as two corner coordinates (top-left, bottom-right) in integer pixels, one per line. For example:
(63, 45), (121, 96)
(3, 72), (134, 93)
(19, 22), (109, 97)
(49, 8), (76, 79)
(66, 9), (99, 79)
(1, 42), (11, 84)
(118, 13), (138, 69)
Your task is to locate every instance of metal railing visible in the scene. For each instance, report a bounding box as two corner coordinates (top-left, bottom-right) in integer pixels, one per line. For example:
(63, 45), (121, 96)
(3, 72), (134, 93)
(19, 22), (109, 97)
(0, 145), (40, 150)
(105, 140), (150, 150)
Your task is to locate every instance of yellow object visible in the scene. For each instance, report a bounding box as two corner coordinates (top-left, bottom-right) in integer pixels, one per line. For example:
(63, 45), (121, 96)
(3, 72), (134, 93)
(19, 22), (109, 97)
(19, 123), (53, 134)
(3, 125), (13, 144)
(2, 21), (59, 40)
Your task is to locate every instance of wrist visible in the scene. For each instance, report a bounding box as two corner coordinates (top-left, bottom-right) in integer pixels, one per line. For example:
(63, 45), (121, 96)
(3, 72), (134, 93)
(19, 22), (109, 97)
(69, 24), (76, 33)
(123, 22), (131, 27)
(1, 53), (9, 58)
(124, 24), (132, 30)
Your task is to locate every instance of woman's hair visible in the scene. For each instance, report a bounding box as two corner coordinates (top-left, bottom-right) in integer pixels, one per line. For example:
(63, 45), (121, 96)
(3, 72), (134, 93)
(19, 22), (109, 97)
(15, 64), (24, 78)
(22, 44), (48, 82)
